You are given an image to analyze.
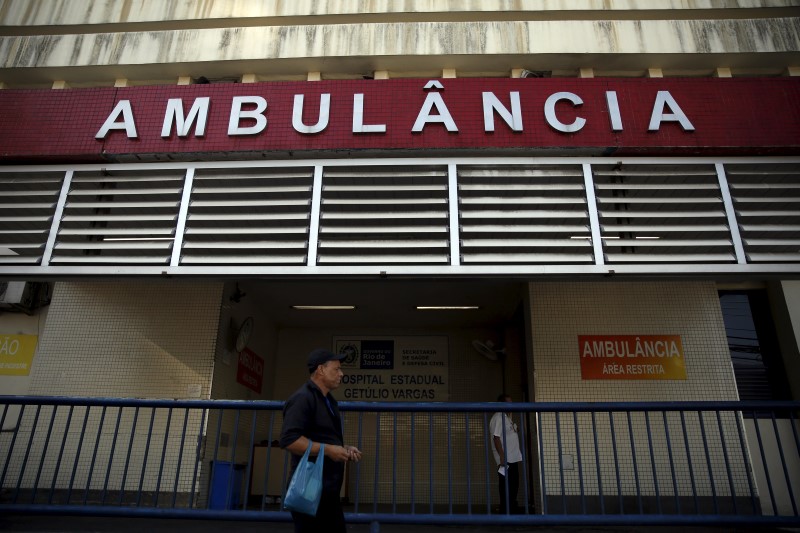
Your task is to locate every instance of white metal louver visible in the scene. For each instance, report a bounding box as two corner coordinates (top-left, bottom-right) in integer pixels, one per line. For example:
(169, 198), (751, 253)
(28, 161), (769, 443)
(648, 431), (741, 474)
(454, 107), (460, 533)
(726, 163), (800, 263)
(592, 164), (735, 264)
(0, 171), (63, 265)
(317, 166), (450, 265)
(458, 165), (592, 264)
(181, 167), (313, 265)
(52, 169), (185, 265)
(0, 157), (798, 276)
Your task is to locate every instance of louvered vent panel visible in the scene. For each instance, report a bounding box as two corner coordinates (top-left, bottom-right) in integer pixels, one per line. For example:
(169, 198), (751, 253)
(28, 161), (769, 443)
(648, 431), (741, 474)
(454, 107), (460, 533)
(593, 164), (734, 264)
(0, 171), (63, 265)
(458, 165), (592, 264)
(182, 167), (313, 265)
(318, 166), (449, 265)
(726, 163), (800, 263)
(52, 169), (184, 265)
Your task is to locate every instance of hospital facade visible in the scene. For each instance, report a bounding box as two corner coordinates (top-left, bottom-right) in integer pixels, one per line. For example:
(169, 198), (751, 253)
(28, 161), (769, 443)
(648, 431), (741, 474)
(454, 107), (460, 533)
(1, 0), (799, 517)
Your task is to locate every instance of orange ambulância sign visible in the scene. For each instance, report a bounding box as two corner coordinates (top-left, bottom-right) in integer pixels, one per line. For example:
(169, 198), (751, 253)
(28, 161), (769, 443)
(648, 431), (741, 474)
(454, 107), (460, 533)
(579, 335), (687, 380)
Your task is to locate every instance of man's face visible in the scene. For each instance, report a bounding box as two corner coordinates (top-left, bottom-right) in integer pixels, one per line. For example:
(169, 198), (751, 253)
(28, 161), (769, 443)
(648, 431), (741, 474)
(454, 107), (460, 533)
(319, 360), (343, 390)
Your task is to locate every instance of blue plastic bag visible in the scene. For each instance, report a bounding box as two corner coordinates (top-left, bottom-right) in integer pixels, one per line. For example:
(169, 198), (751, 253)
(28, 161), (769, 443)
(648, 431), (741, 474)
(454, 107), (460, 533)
(283, 440), (325, 515)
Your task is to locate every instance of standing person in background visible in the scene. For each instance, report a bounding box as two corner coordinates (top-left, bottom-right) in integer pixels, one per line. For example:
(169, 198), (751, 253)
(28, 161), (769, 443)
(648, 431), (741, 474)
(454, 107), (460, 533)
(280, 348), (363, 533)
(490, 393), (522, 514)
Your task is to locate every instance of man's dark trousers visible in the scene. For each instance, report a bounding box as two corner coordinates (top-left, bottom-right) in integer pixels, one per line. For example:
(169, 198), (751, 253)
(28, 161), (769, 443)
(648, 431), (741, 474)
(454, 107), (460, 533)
(498, 462), (520, 514)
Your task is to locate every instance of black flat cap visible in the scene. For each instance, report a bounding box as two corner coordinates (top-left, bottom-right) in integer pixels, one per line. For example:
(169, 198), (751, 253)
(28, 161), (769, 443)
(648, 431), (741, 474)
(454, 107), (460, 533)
(307, 348), (345, 373)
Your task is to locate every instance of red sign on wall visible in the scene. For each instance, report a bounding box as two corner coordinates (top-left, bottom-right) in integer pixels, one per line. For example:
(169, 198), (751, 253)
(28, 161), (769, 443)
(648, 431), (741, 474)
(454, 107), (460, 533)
(237, 347), (264, 394)
(0, 77), (798, 162)
(579, 335), (687, 380)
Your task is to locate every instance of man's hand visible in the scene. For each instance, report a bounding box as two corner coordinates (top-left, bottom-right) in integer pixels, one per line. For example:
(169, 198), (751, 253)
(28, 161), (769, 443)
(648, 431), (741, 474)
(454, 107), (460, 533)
(326, 444), (362, 463)
(344, 445), (362, 462)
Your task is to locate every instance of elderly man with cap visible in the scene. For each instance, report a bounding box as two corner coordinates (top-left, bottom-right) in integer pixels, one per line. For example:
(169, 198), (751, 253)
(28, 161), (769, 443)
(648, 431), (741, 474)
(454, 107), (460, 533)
(279, 348), (362, 533)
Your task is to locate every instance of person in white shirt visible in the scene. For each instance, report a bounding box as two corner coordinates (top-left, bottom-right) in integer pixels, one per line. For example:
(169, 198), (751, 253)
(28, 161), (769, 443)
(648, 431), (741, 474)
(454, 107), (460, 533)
(489, 394), (522, 514)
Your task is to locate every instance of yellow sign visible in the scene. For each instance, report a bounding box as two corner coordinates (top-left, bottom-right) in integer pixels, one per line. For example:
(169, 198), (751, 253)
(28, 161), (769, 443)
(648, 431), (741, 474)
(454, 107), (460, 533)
(579, 335), (687, 380)
(0, 334), (38, 376)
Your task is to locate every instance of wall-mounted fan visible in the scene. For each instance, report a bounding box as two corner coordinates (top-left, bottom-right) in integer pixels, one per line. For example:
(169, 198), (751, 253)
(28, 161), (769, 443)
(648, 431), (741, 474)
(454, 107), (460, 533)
(472, 340), (507, 392)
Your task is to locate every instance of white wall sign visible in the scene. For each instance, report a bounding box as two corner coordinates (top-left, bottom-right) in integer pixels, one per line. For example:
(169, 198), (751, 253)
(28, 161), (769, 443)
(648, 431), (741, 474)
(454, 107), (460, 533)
(334, 336), (449, 401)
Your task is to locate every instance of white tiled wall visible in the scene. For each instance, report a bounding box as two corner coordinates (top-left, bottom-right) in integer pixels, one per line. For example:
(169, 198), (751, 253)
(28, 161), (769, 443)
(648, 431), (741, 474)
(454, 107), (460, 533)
(529, 281), (748, 501)
(2, 281), (224, 496)
(530, 281), (737, 403)
(30, 281), (223, 398)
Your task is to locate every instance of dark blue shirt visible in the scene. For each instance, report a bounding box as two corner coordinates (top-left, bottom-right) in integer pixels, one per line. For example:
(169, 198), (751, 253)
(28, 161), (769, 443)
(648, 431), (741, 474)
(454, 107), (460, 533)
(279, 380), (345, 493)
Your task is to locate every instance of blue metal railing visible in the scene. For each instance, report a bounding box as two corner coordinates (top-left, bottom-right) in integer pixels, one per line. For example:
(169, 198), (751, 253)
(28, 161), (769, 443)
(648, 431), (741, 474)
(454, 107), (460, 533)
(1, 396), (798, 528)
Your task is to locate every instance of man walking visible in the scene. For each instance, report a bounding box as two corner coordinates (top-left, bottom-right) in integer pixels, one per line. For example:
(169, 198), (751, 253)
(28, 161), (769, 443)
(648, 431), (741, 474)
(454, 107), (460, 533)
(280, 348), (362, 532)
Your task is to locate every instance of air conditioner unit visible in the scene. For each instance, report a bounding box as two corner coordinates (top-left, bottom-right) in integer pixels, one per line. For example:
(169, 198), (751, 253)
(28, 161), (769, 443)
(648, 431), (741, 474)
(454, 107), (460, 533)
(0, 281), (28, 305)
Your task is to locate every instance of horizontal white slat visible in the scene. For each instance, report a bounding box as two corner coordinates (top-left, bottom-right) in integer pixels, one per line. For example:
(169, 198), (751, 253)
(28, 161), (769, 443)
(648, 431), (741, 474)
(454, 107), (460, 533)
(194, 172), (312, 180)
(55, 241), (173, 250)
(461, 210), (586, 219)
(58, 228), (174, 236)
(460, 169), (582, 177)
(599, 211), (724, 219)
(461, 224), (588, 233)
(185, 227), (307, 234)
(739, 224), (800, 231)
(71, 175), (183, 183)
(603, 239), (732, 247)
(324, 171), (445, 178)
(462, 238), (590, 248)
(324, 198), (446, 205)
(318, 254), (448, 263)
(462, 253), (593, 263)
(0, 203), (55, 209)
(735, 210), (800, 217)
(0, 243), (43, 249)
(322, 212), (447, 220)
(48, 256), (170, 264)
(180, 255), (305, 264)
(726, 170), (800, 176)
(190, 199), (308, 207)
(0, 216), (52, 222)
(0, 256), (41, 263)
(601, 224), (729, 232)
(730, 183), (800, 189)
(0, 177), (62, 184)
(320, 240), (447, 248)
(320, 226), (445, 234)
(459, 184), (584, 191)
(0, 229), (48, 234)
(747, 253), (800, 261)
(324, 185), (446, 192)
(734, 197), (800, 203)
(193, 186), (311, 194)
(66, 201), (179, 209)
(1, 190), (60, 196)
(606, 253), (735, 262)
(743, 239), (800, 246)
(68, 188), (182, 196)
(592, 170), (716, 177)
(62, 215), (177, 222)
(595, 183), (719, 190)
(183, 241), (306, 249)
(460, 197), (585, 205)
(597, 197), (721, 204)
(188, 213), (308, 221)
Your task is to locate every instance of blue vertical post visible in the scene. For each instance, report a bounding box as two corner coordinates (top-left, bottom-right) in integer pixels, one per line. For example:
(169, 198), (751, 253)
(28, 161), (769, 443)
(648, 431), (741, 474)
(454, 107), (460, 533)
(83, 405), (108, 505)
(102, 407), (124, 505)
(14, 405), (41, 503)
(679, 411), (699, 513)
(172, 408), (190, 508)
(31, 405), (58, 503)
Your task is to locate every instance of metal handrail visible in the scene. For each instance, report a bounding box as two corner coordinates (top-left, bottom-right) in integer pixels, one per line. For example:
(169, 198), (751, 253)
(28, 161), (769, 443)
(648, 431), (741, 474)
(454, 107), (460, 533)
(1, 396), (798, 529)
